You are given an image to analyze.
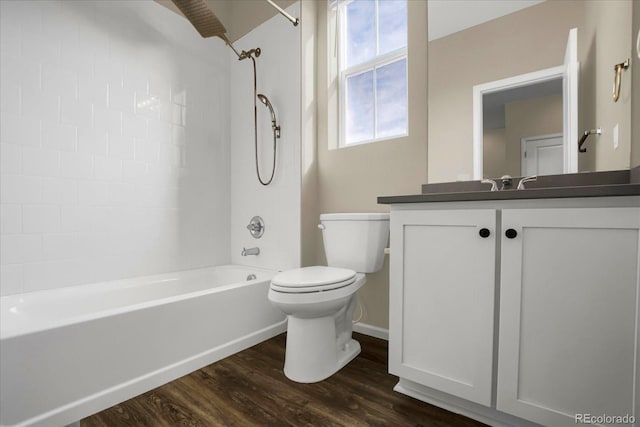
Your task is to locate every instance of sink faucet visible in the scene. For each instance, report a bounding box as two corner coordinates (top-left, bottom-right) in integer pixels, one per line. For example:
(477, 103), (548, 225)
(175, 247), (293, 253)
(481, 179), (499, 191)
(517, 175), (537, 189)
(242, 247), (260, 256)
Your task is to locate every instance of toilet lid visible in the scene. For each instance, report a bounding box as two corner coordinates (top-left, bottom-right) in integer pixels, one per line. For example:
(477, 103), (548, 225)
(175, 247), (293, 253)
(271, 266), (357, 293)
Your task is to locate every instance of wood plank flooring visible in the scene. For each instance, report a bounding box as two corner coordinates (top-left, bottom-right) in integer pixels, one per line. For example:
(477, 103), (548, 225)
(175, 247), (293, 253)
(81, 333), (486, 426)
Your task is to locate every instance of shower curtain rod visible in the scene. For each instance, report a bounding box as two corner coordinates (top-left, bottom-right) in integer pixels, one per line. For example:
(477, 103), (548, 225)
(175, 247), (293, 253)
(265, 0), (299, 26)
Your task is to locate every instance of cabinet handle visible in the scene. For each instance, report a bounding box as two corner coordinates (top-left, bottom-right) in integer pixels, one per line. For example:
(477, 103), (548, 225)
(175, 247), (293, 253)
(505, 228), (518, 239)
(479, 228), (491, 238)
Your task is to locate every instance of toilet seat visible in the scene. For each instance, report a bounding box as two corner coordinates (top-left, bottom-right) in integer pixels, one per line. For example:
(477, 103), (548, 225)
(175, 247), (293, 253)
(270, 266), (357, 293)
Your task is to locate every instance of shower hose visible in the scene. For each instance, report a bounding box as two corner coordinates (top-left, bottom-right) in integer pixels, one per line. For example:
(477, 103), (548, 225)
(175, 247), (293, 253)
(250, 56), (277, 186)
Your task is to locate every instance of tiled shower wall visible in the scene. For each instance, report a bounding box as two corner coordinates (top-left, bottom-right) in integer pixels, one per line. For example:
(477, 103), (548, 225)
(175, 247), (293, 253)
(0, 1), (231, 295)
(230, 3), (301, 271)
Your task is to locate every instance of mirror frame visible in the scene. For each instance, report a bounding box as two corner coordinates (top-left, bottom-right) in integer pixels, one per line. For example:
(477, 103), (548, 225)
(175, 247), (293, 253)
(472, 65), (567, 180)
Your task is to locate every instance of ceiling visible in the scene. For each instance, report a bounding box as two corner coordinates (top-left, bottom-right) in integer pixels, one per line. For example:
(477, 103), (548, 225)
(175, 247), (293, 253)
(428, 0), (545, 41)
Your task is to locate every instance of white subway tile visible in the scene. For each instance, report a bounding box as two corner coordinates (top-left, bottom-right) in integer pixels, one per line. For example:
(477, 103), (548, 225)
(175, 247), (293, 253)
(93, 156), (122, 180)
(0, 81), (20, 115)
(108, 82), (134, 114)
(1, 234), (42, 264)
(107, 181), (136, 205)
(41, 121), (77, 152)
(108, 133), (135, 160)
(22, 259), (88, 292)
(172, 124), (186, 146)
(0, 264), (24, 296)
(42, 63), (77, 98)
(0, 113), (41, 147)
(1, 204), (22, 234)
(61, 97), (92, 127)
(1, 143), (22, 174)
(21, 86), (60, 122)
(135, 138), (159, 163)
(171, 103), (183, 125)
(172, 89), (187, 106)
(122, 159), (148, 181)
(78, 73), (108, 108)
(59, 151), (93, 179)
(18, 62), (42, 94)
(22, 146), (60, 176)
(93, 106), (122, 134)
(148, 120), (172, 145)
(0, 175), (42, 203)
(42, 233), (74, 261)
(122, 112), (147, 139)
(42, 177), (77, 204)
(61, 205), (109, 233)
(22, 204), (61, 233)
(77, 127), (108, 157)
(77, 180), (108, 205)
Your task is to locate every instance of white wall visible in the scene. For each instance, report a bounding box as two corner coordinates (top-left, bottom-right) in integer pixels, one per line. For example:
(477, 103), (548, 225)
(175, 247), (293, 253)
(230, 4), (301, 271)
(0, 1), (231, 296)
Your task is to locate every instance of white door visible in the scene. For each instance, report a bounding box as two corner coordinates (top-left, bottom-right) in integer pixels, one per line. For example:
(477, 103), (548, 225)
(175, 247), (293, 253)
(389, 209), (496, 406)
(563, 27), (579, 173)
(498, 208), (640, 426)
(521, 134), (564, 176)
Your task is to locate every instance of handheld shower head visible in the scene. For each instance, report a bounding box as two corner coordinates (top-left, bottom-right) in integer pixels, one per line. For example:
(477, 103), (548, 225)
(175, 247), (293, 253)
(257, 94), (276, 123)
(257, 94), (280, 138)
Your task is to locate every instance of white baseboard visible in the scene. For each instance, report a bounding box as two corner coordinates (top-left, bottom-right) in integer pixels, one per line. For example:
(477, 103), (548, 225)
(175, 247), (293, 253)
(353, 322), (389, 340)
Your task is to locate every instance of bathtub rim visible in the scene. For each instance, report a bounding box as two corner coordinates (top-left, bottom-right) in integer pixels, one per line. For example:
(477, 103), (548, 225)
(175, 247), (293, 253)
(1, 264), (278, 341)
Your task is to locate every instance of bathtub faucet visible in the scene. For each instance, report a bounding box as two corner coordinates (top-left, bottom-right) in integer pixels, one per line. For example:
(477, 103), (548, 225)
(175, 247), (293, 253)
(242, 247), (260, 256)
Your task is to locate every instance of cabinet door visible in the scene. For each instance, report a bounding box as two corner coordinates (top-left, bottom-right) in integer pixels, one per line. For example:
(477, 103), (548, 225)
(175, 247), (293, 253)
(389, 209), (496, 406)
(498, 208), (640, 426)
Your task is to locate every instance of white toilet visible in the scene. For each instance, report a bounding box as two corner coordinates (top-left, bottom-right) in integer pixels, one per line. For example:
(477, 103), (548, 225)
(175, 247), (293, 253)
(268, 213), (389, 383)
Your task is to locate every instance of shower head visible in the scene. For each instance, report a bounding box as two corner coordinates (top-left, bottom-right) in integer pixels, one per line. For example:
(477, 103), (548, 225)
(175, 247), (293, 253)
(170, 0), (227, 38)
(257, 94), (280, 138)
(257, 94), (276, 123)
(169, 0), (254, 60)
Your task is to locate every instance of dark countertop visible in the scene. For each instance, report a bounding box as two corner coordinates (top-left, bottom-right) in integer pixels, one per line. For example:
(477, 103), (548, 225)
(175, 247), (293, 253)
(378, 168), (640, 204)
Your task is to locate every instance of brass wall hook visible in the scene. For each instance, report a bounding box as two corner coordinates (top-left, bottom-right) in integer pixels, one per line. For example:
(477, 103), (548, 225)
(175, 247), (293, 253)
(613, 58), (630, 102)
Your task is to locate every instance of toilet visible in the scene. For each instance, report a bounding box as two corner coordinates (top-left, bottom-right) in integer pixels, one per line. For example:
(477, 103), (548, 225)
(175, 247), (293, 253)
(268, 213), (389, 383)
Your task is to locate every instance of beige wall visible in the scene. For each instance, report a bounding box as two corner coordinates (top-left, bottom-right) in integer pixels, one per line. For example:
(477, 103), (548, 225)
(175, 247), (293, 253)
(429, 0), (635, 182)
(482, 95), (563, 178)
(581, 0), (632, 172)
(428, 1), (584, 183)
(503, 94), (563, 176)
(632, 0), (640, 168)
(311, 1), (428, 329)
(483, 128), (508, 179)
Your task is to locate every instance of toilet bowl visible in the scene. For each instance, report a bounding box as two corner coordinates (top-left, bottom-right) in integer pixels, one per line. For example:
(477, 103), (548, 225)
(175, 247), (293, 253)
(268, 213), (389, 383)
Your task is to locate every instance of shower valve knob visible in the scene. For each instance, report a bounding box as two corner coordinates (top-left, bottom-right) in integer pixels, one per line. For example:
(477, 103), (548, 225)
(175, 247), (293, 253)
(247, 216), (265, 239)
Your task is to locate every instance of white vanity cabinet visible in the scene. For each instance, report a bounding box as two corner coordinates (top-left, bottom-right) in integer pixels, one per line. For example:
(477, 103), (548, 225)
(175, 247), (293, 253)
(389, 200), (640, 427)
(497, 207), (640, 426)
(389, 209), (497, 406)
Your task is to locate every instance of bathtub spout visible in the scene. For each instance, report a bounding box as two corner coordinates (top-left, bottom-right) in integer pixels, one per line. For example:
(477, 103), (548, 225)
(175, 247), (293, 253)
(242, 247), (260, 256)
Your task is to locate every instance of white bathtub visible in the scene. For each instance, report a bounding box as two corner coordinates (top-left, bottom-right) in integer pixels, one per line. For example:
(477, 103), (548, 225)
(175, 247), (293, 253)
(0, 265), (286, 427)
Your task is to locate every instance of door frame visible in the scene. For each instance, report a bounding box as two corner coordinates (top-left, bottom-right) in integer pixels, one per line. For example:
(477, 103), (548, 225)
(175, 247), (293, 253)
(520, 132), (563, 176)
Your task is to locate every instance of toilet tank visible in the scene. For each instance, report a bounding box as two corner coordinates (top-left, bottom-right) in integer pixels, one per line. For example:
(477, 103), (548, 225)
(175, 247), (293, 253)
(320, 213), (389, 273)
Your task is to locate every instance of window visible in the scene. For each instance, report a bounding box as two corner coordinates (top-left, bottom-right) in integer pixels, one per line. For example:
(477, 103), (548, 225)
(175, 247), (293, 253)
(338, 0), (408, 147)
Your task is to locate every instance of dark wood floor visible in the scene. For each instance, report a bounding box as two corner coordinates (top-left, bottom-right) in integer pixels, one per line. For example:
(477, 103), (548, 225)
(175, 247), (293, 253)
(81, 333), (485, 426)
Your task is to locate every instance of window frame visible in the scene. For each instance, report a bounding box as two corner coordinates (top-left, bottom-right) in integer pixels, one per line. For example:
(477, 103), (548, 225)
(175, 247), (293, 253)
(337, 0), (409, 148)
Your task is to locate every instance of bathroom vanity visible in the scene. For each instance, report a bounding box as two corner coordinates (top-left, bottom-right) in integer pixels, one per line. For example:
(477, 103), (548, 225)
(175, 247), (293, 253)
(379, 170), (640, 427)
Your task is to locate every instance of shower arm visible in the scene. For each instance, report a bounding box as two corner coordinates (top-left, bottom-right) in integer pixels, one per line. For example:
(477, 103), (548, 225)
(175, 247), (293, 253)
(265, 0), (299, 26)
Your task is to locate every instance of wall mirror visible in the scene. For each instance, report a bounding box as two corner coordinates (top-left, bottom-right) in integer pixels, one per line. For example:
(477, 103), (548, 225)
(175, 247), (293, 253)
(427, 0), (636, 183)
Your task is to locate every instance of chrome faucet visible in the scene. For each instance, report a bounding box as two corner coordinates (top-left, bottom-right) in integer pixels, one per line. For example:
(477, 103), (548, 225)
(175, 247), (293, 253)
(241, 247), (260, 256)
(481, 179), (499, 191)
(517, 175), (537, 189)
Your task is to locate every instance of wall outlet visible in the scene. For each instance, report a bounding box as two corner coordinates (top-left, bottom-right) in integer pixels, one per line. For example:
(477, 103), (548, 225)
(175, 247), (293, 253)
(613, 124), (619, 149)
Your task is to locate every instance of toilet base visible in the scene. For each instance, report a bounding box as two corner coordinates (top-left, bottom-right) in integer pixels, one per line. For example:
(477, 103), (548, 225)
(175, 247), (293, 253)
(282, 294), (361, 383)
